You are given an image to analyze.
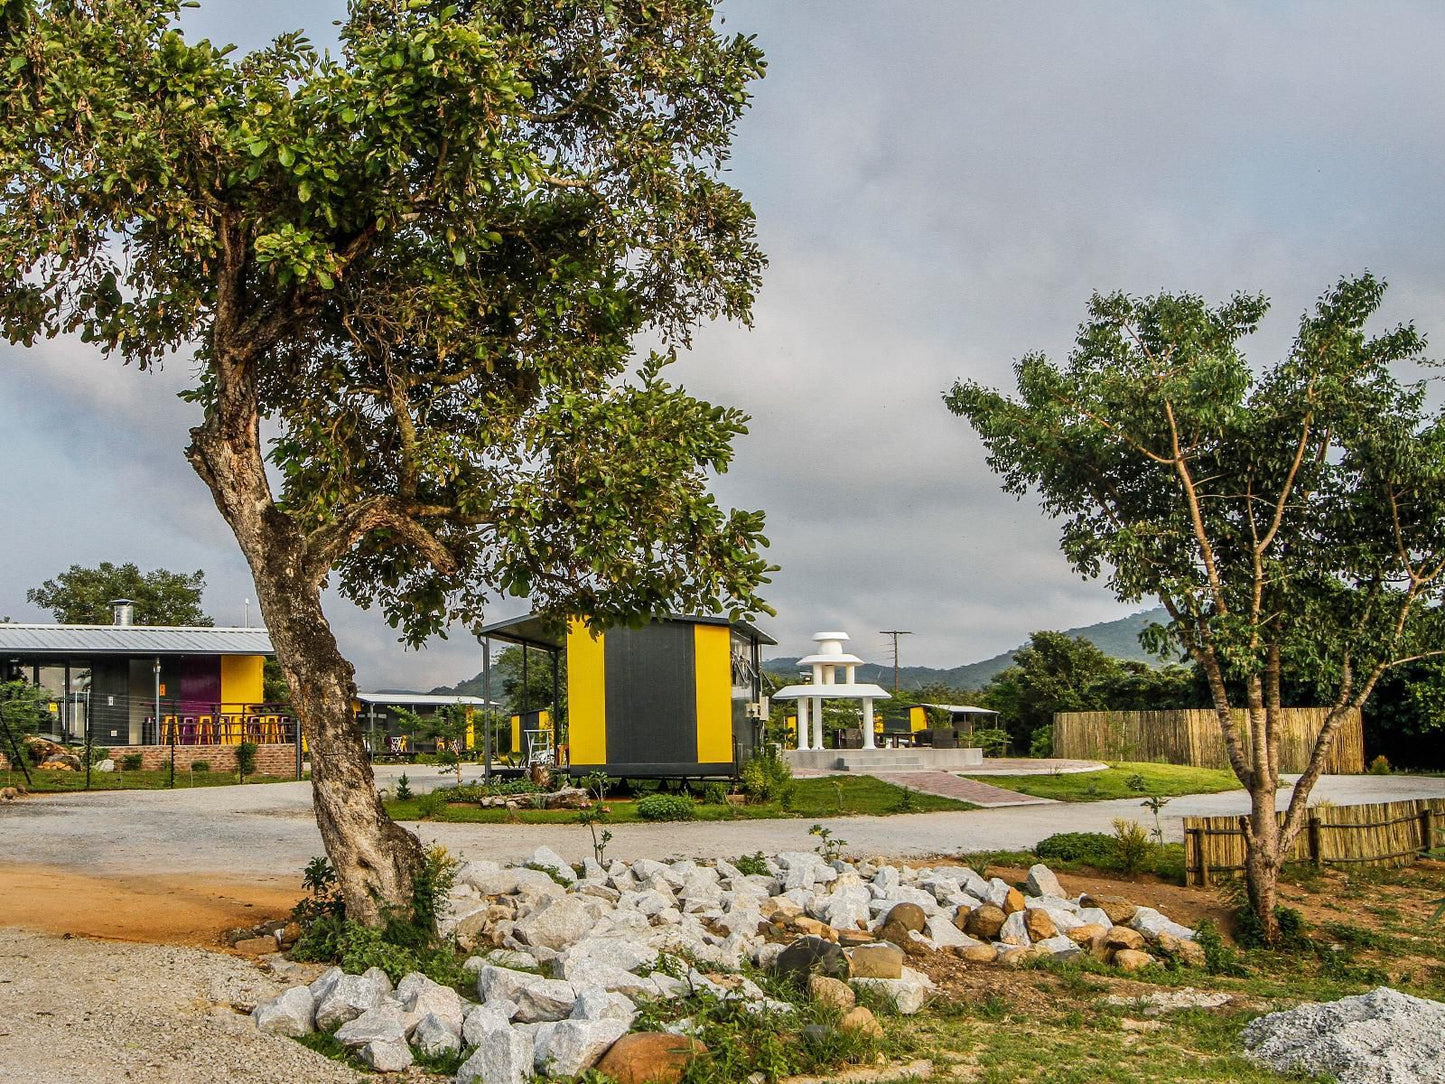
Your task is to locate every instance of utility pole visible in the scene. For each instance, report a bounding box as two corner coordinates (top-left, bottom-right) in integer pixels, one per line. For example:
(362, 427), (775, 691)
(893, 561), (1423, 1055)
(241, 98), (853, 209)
(878, 630), (912, 694)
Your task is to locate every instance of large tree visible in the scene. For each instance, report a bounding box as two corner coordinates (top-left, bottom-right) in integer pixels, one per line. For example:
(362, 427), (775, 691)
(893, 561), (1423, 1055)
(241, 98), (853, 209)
(0, 0), (772, 923)
(27, 562), (210, 625)
(947, 275), (1445, 939)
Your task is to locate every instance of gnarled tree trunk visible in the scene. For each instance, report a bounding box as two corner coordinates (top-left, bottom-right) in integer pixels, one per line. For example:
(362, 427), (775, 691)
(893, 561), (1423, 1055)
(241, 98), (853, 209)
(186, 337), (423, 926)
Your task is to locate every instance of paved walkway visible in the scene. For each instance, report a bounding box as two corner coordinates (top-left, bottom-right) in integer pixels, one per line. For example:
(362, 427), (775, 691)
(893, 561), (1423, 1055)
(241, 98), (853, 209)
(866, 770), (1053, 808)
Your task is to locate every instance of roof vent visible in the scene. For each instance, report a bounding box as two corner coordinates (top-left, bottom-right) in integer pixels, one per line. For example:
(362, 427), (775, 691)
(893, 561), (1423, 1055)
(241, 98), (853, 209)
(110, 599), (135, 626)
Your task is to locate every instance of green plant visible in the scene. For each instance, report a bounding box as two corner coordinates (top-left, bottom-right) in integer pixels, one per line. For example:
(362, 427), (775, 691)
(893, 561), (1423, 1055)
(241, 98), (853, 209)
(120, 752), (143, 772)
(577, 805), (613, 865)
(416, 790), (447, 819)
(395, 773), (413, 801)
(1234, 900), (1308, 950)
(734, 852), (769, 877)
(636, 793), (696, 822)
(739, 753), (793, 804)
(292, 855), (346, 926)
(1369, 754), (1391, 775)
(702, 781), (729, 805)
(1140, 793), (1172, 843)
(969, 727), (1011, 755)
(236, 741), (258, 780)
(189, 760), (210, 773)
(86, 746), (110, 766)
(809, 823), (847, 862)
(582, 770), (613, 804)
(892, 785), (916, 813)
(1111, 817), (1151, 875)
(1034, 831), (1118, 866)
(778, 782), (796, 812)
(1029, 724), (1053, 758)
(1125, 773), (1148, 792)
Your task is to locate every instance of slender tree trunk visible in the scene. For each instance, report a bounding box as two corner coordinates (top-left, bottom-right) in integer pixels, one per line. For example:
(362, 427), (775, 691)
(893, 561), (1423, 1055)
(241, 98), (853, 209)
(186, 360), (423, 926)
(1243, 781), (1282, 942)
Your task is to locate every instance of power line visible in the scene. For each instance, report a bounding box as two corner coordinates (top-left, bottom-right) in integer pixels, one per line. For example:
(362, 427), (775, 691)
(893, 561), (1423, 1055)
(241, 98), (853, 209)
(878, 630), (913, 694)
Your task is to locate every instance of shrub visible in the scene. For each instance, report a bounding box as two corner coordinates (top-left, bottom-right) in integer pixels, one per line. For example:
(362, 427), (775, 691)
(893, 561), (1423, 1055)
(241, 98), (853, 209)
(734, 851), (769, 877)
(236, 741), (258, 779)
(190, 760), (210, 773)
(702, 781), (728, 805)
(969, 727), (1011, 755)
(395, 773), (413, 800)
(1234, 901), (1308, 950)
(1029, 725), (1053, 758)
(120, 752), (143, 772)
(1369, 755), (1391, 775)
(416, 790), (447, 819)
(1111, 817), (1151, 875)
(1034, 831), (1117, 866)
(636, 793), (696, 821)
(86, 746), (110, 766)
(740, 753), (793, 803)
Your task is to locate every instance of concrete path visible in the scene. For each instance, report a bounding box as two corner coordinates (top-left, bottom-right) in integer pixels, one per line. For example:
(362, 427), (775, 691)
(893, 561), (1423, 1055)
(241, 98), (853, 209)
(865, 770), (1053, 808)
(2, 769), (1442, 879)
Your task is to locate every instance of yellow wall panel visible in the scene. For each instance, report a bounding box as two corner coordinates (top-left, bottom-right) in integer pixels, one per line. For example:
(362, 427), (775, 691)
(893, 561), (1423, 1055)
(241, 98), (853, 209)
(694, 624), (733, 764)
(910, 706), (927, 732)
(220, 655), (265, 710)
(567, 621), (607, 765)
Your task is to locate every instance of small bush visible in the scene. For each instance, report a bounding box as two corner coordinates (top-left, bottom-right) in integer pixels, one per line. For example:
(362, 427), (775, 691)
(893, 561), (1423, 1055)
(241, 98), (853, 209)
(395, 772), (413, 800)
(636, 793), (696, 821)
(1029, 725), (1053, 758)
(1193, 918), (1248, 976)
(734, 851), (769, 877)
(237, 741), (258, 779)
(120, 752), (143, 772)
(1034, 831), (1117, 866)
(1234, 901), (1308, 950)
(740, 753), (793, 804)
(416, 790), (447, 819)
(1368, 755), (1391, 775)
(1111, 817), (1151, 875)
(702, 781), (729, 805)
(87, 746), (110, 766)
(190, 760), (210, 773)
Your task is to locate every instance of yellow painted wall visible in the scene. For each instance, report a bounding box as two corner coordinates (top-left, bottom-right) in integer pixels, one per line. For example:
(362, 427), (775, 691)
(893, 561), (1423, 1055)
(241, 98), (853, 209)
(694, 624), (733, 764)
(567, 621), (607, 764)
(910, 705), (927, 732)
(510, 715), (521, 756)
(220, 655), (265, 709)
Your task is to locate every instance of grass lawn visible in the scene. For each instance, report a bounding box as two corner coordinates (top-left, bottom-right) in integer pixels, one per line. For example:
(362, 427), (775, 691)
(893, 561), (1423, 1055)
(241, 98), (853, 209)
(3, 768), (296, 793)
(984, 761), (1242, 802)
(384, 775), (976, 824)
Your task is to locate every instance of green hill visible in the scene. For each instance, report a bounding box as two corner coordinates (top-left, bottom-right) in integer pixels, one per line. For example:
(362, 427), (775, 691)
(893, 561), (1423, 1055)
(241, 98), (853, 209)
(763, 608), (1168, 692)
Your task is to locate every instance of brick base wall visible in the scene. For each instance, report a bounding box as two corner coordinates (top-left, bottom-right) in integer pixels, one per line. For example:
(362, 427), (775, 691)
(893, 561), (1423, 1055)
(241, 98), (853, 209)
(3, 744), (297, 775)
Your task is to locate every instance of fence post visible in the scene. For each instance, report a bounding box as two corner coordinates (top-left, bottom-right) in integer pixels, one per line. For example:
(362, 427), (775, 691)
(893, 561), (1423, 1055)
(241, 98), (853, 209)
(294, 720), (302, 781)
(1421, 806), (1435, 855)
(1308, 814), (1322, 867)
(1188, 827), (1209, 887)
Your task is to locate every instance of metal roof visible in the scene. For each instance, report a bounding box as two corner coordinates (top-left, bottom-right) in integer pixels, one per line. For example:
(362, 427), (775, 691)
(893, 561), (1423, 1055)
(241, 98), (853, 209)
(0, 624), (275, 656)
(922, 702), (999, 715)
(479, 612), (776, 650)
(355, 692), (498, 708)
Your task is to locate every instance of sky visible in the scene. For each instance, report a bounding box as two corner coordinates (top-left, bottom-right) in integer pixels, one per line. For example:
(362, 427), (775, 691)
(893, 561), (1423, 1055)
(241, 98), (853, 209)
(3, 2), (1444, 689)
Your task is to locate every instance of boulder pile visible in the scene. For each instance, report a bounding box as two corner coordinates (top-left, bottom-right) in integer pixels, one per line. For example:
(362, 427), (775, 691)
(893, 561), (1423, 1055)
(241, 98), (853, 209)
(251, 848), (1201, 1080)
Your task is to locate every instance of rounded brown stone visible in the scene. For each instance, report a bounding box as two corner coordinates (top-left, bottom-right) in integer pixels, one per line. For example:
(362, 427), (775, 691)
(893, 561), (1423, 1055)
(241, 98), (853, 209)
(809, 975), (856, 1010)
(884, 902), (928, 933)
(1081, 893), (1137, 925)
(839, 1005), (883, 1038)
(1067, 922), (1107, 946)
(1104, 925), (1145, 952)
(594, 1033), (708, 1084)
(1002, 887), (1026, 914)
(1112, 948), (1155, 973)
(1023, 909), (1057, 941)
(957, 944), (999, 964)
(963, 903), (1007, 940)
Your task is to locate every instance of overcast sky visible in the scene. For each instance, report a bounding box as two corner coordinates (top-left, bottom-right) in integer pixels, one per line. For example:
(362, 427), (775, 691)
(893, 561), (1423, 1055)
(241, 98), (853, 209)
(3, 2), (1443, 688)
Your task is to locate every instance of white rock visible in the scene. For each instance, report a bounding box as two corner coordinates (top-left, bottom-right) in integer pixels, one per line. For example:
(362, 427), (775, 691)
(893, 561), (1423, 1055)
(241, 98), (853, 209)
(462, 1002), (516, 1044)
(554, 938), (658, 978)
(514, 977), (580, 1023)
(94, 758), (115, 772)
(925, 915), (978, 949)
(1034, 935), (1083, 960)
(581, 857), (607, 881)
(335, 1005), (409, 1047)
(851, 967), (934, 1015)
(530, 845), (578, 884)
(983, 878), (1014, 910)
(412, 1011), (463, 1057)
(1130, 906), (1196, 942)
(252, 985), (315, 1037)
(514, 894), (598, 950)
(1030, 904), (1085, 932)
(457, 1021), (534, 1084)
(535, 1018), (629, 1076)
(468, 867), (567, 897)
(397, 972), (466, 1033)
(314, 971), (388, 1031)
(1026, 864), (1065, 899)
(360, 966), (393, 994)
(571, 987), (637, 1027)
(824, 884), (873, 931)
(361, 1037), (413, 1072)
(308, 966), (344, 1004)
(998, 910), (1030, 946)
(1076, 907), (1112, 927)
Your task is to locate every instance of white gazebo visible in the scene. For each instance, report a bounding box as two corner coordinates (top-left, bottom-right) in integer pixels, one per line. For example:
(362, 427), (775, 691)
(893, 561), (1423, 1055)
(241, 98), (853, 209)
(771, 631), (891, 750)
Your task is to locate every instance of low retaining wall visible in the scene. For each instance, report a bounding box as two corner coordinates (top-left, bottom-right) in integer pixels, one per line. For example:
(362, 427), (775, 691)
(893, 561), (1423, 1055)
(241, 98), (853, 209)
(121, 743), (298, 776)
(785, 747), (985, 771)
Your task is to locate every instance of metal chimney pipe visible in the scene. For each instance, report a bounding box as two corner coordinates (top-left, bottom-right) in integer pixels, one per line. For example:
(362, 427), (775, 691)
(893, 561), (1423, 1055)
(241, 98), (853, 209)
(110, 599), (135, 626)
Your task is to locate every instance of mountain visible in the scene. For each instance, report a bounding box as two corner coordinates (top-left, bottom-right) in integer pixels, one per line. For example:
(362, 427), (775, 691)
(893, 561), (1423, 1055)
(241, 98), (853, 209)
(762, 608), (1168, 693)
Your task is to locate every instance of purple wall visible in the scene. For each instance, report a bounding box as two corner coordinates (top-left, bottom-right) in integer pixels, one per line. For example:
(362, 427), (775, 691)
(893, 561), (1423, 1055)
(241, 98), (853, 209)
(177, 657), (221, 713)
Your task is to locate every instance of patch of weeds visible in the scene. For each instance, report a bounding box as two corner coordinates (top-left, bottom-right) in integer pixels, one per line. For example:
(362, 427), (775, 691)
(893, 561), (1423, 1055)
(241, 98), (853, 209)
(1194, 919), (1249, 977)
(415, 789), (447, 819)
(733, 851), (769, 877)
(972, 992), (1011, 1021)
(293, 1031), (363, 1069)
(414, 1047), (466, 1075)
(809, 823), (847, 862)
(1321, 920), (1392, 951)
(524, 862), (575, 888)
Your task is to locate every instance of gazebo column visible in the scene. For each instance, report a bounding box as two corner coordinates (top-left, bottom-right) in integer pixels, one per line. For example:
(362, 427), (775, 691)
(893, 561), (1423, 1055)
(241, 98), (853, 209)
(812, 696), (825, 749)
(861, 696), (875, 749)
(796, 698), (810, 751)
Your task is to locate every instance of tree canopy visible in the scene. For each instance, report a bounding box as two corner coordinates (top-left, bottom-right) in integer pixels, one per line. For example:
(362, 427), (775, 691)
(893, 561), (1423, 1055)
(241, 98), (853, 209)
(26, 563), (210, 625)
(947, 273), (1445, 935)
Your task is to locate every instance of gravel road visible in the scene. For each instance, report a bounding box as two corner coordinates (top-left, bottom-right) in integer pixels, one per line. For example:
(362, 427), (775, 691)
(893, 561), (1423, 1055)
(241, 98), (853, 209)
(0, 928), (358, 1084)
(2, 768), (1442, 876)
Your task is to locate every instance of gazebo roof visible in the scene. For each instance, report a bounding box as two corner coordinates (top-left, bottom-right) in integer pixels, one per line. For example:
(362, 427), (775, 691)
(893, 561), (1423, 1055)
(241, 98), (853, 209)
(796, 652), (865, 667)
(772, 682), (891, 701)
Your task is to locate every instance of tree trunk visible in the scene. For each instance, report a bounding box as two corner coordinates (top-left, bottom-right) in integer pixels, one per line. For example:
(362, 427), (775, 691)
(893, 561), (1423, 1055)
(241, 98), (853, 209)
(187, 380), (423, 926)
(1243, 783), (1282, 943)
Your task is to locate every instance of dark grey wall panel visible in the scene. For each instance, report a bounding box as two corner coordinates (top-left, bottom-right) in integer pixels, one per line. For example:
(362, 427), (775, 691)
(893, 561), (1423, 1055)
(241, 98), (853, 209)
(604, 623), (696, 766)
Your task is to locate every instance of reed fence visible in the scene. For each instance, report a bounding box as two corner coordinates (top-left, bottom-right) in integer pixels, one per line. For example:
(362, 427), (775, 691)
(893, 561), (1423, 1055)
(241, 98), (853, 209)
(1052, 707), (1364, 774)
(1183, 797), (1445, 886)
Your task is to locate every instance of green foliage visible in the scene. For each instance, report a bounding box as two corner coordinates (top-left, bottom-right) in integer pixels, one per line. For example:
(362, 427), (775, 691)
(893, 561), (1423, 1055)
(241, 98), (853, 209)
(702, 781), (729, 805)
(189, 760), (210, 773)
(636, 793), (696, 822)
(1029, 724), (1054, 758)
(1191, 918), (1249, 977)
(968, 727), (1013, 755)
(236, 741), (258, 780)
(734, 851), (769, 877)
(582, 770), (613, 804)
(26, 563), (210, 626)
(415, 790), (447, 819)
(740, 752), (793, 803)
(120, 752), (143, 772)
(1035, 832), (1119, 866)
(1233, 898), (1308, 951)
(809, 823), (847, 862)
(87, 746), (110, 766)
(1369, 755), (1391, 775)
(393, 703), (472, 784)
(0, 681), (50, 741)
(292, 855), (346, 926)
(394, 773), (413, 801)
(577, 805), (613, 865)
(1111, 818), (1151, 875)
